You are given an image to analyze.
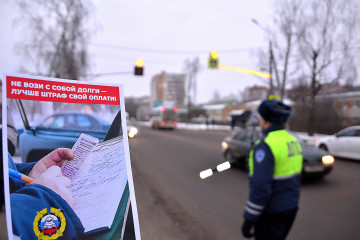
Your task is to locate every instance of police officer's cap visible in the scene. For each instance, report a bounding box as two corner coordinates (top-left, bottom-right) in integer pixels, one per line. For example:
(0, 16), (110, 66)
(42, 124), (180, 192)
(258, 99), (291, 124)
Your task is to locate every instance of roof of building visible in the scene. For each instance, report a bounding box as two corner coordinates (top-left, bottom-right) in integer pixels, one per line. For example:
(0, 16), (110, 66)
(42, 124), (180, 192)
(202, 104), (227, 111)
(229, 109), (246, 116)
(244, 98), (294, 108)
(317, 90), (360, 99)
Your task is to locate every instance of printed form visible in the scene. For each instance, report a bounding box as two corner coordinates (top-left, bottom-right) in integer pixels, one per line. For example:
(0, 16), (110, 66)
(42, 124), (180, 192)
(62, 135), (128, 233)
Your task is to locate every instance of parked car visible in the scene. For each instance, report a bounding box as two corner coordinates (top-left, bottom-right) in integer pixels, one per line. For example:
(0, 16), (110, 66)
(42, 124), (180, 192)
(221, 128), (334, 179)
(316, 126), (360, 161)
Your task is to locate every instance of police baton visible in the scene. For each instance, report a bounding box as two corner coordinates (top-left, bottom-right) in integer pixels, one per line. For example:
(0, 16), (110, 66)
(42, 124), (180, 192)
(199, 159), (239, 179)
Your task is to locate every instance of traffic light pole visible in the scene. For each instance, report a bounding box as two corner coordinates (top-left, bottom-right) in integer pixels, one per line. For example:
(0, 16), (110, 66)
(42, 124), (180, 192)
(218, 64), (271, 79)
(207, 50), (270, 79)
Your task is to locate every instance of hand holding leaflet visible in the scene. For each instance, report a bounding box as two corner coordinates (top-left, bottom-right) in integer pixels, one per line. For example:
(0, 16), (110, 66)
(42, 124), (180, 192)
(61, 133), (99, 180)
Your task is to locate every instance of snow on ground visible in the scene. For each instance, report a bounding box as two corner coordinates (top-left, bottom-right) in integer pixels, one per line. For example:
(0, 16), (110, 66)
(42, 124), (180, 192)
(134, 121), (330, 146)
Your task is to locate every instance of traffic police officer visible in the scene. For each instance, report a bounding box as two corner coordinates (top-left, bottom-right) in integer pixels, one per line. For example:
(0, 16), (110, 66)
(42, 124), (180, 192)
(241, 99), (302, 240)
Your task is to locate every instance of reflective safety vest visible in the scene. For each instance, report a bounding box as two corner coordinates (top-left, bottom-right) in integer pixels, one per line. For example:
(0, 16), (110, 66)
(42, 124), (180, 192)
(249, 130), (302, 179)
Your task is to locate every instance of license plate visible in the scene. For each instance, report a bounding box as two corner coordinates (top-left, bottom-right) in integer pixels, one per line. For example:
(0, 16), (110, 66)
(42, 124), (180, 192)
(304, 165), (324, 173)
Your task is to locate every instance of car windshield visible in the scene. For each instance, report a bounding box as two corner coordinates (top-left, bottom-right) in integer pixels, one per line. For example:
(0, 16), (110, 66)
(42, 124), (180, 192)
(336, 128), (359, 137)
(90, 114), (111, 126)
(288, 131), (306, 144)
(37, 113), (110, 132)
(233, 128), (262, 143)
(12, 99), (119, 130)
(233, 129), (307, 145)
(163, 109), (176, 121)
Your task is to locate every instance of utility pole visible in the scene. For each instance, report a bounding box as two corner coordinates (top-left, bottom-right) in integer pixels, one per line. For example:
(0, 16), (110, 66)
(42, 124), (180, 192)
(268, 41), (274, 96)
(252, 18), (275, 97)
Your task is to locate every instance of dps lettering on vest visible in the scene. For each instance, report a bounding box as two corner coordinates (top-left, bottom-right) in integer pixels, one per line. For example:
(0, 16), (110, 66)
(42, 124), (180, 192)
(249, 130), (303, 179)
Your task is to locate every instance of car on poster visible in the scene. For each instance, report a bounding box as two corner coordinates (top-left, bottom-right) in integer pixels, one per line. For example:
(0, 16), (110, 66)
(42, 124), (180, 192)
(14, 99), (124, 163)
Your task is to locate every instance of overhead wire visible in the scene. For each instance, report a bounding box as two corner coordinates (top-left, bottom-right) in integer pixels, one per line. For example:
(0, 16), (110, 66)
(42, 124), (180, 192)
(90, 42), (266, 55)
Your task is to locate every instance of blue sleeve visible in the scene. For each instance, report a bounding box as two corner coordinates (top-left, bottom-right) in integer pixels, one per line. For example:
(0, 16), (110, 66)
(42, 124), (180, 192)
(11, 185), (85, 239)
(8, 153), (36, 193)
(8, 154), (85, 239)
(244, 141), (274, 222)
(15, 162), (36, 175)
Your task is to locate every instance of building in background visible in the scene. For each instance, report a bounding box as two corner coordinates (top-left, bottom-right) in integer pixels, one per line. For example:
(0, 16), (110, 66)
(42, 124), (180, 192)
(124, 96), (151, 121)
(243, 85), (268, 102)
(313, 85), (360, 127)
(134, 96), (151, 121)
(202, 102), (250, 124)
(150, 72), (186, 108)
(332, 91), (360, 126)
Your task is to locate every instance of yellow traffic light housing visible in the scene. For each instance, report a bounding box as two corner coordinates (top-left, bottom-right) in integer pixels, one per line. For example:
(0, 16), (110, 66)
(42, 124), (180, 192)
(208, 51), (219, 69)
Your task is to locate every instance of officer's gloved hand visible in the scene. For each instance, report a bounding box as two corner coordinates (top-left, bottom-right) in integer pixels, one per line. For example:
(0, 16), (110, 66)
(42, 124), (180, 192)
(241, 220), (254, 238)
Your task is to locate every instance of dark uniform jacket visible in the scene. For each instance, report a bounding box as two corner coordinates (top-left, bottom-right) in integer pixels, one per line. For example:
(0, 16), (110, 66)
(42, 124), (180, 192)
(244, 125), (302, 222)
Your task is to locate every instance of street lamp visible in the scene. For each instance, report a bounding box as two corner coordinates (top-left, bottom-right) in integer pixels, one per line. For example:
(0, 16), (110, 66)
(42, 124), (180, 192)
(252, 18), (274, 96)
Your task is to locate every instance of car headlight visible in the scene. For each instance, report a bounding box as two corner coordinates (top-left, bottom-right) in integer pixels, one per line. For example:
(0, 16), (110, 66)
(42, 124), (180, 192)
(128, 127), (138, 138)
(322, 155), (334, 165)
(221, 141), (228, 151)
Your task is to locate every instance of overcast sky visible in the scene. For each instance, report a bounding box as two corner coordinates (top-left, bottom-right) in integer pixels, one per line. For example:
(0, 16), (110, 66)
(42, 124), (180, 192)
(0, 0), (274, 104)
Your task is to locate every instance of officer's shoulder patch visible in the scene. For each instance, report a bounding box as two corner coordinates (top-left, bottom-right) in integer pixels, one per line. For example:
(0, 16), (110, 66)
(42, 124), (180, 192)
(255, 149), (265, 163)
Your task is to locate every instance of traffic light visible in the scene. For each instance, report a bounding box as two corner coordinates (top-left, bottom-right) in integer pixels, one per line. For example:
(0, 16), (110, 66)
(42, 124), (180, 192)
(134, 59), (144, 76)
(208, 51), (219, 69)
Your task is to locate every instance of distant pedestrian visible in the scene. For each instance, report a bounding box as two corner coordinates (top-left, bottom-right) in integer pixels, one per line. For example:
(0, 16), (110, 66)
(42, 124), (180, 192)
(241, 99), (302, 240)
(205, 117), (210, 129)
(231, 117), (235, 130)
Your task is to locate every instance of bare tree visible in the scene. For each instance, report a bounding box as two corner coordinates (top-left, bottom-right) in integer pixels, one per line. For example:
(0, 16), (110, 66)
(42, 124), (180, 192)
(15, 0), (93, 80)
(254, 0), (302, 100)
(183, 57), (200, 121)
(267, 0), (360, 135)
(271, 0), (303, 101)
(211, 90), (221, 102)
(296, 0), (360, 135)
(288, 96), (343, 134)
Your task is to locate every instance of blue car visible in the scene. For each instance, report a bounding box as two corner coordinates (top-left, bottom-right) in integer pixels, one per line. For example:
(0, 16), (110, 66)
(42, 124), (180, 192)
(18, 109), (117, 163)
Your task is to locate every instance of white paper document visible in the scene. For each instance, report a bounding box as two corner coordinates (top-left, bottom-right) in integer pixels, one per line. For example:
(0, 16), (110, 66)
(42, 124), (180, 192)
(69, 136), (128, 233)
(61, 133), (99, 180)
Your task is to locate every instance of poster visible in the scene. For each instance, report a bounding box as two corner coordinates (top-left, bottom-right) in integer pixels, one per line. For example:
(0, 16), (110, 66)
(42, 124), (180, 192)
(2, 73), (141, 240)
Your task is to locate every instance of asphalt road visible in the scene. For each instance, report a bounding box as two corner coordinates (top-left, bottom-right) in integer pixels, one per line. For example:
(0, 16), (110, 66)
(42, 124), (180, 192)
(130, 125), (360, 240)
